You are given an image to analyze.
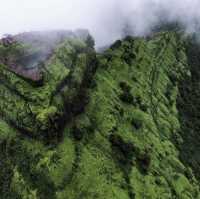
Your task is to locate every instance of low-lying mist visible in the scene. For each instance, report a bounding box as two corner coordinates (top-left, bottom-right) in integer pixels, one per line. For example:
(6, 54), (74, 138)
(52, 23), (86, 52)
(1, 0), (200, 47)
(14, 29), (89, 68)
(0, 29), (90, 82)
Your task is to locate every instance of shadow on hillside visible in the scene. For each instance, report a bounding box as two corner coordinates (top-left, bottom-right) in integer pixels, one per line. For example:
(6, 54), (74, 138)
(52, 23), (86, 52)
(177, 36), (200, 180)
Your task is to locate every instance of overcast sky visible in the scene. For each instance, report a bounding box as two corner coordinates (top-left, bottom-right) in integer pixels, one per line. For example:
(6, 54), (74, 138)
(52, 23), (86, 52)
(1, 0), (200, 46)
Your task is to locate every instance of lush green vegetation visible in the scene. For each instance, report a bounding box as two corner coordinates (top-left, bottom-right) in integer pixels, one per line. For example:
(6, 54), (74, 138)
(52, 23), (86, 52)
(177, 35), (200, 182)
(0, 38), (95, 139)
(0, 31), (200, 199)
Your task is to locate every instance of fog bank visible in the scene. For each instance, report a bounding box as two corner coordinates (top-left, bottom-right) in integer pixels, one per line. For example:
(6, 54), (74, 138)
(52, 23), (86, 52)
(1, 0), (200, 46)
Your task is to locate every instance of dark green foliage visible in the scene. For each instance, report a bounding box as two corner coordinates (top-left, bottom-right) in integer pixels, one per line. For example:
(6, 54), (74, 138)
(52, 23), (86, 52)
(121, 41), (136, 65)
(177, 35), (200, 182)
(110, 40), (122, 50)
(109, 134), (135, 170)
(119, 81), (134, 104)
(124, 36), (135, 43)
(109, 134), (151, 176)
(131, 119), (143, 130)
(120, 92), (134, 104)
(85, 34), (95, 48)
(72, 126), (84, 141)
(136, 151), (151, 174)
(119, 81), (132, 91)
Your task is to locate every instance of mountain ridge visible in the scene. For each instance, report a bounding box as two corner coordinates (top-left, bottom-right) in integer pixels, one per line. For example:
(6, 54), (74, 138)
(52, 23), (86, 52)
(0, 30), (200, 199)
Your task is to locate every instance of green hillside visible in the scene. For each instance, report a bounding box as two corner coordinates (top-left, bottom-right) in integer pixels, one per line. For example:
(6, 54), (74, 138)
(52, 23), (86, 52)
(0, 31), (200, 199)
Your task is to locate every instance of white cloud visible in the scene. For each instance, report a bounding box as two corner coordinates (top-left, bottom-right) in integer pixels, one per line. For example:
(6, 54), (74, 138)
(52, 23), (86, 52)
(0, 0), (200, 46)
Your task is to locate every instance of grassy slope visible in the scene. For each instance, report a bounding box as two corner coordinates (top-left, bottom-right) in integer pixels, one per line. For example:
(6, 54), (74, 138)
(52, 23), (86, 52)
(0, 32), (200, 199)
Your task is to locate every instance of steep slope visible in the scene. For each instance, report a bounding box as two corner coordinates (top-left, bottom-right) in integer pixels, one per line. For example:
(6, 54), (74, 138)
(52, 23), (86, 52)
(177, 36), (200, 182)
(0, 37), (96, 140)
(0, 31), (200, 199)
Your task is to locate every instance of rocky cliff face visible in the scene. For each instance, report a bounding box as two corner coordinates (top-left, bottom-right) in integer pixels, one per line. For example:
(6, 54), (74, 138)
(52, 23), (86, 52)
(0, 31), (200, 199)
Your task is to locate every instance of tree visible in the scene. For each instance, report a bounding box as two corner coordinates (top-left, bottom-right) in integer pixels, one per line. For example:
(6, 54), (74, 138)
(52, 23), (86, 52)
(85, 34), (95, 48)
(0, 37), (26, 65)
